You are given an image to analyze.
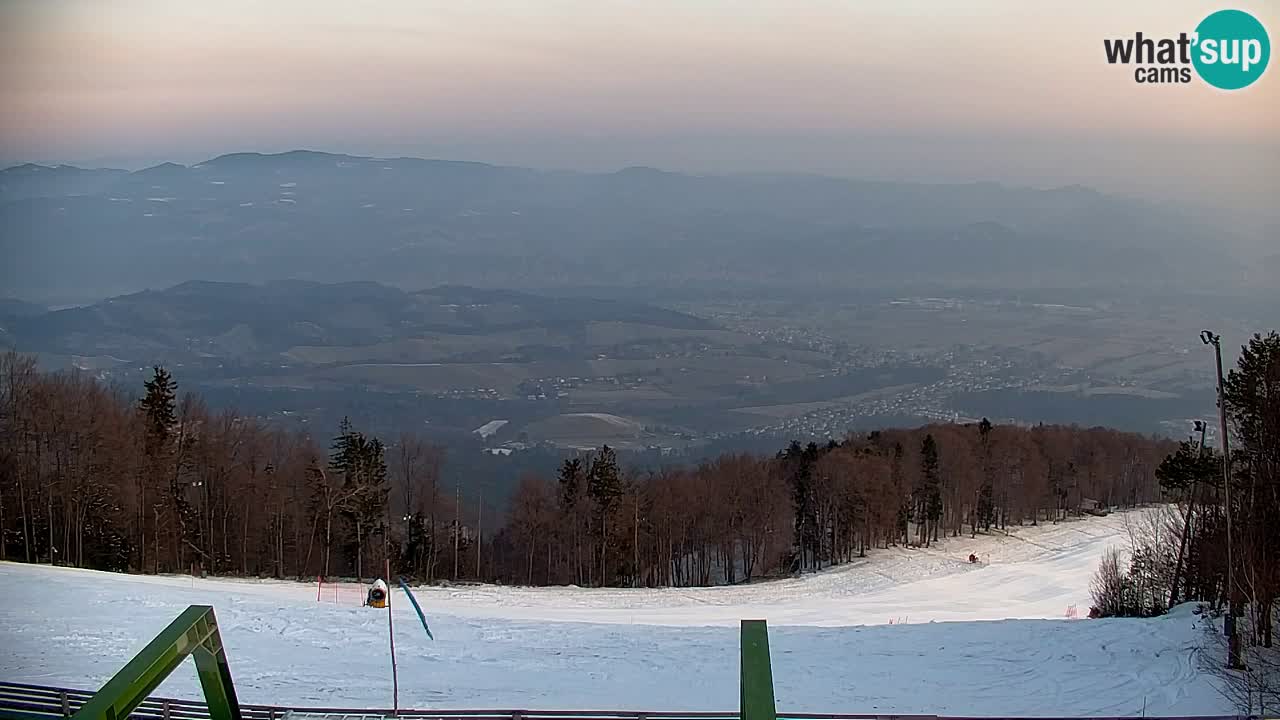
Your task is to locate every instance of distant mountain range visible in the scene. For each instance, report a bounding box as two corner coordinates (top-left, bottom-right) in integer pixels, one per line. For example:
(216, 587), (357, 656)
(0, 150), (1259, 304)
(1, 280), (715, 364)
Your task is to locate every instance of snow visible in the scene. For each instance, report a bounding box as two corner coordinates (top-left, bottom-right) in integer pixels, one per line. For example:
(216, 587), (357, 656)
(567, 412), (642, 429)
(344, 363), (443, 368)
(473, 420), (509, 438)
(0, 512), (1231, 715)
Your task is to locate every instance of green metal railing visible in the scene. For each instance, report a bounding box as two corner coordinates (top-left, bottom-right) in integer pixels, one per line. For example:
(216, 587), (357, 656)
(69, 605), (241, 720)
(15, 606), (781, 720)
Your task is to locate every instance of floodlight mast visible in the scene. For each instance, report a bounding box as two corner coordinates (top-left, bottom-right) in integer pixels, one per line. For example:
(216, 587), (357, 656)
(1201, 330), (1242, 670)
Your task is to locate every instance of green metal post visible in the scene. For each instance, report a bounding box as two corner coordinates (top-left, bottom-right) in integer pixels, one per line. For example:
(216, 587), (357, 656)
(191, 633), (241, 720)
(72, 605), (241, 720)
(740, 619), (777, 720)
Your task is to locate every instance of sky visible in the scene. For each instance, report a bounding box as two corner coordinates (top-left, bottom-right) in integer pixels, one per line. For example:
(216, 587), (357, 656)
(1, 0), (1277, 211)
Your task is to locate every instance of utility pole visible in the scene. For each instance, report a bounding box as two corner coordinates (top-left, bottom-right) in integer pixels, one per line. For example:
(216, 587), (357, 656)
(385, 557), (398, 713)
(633, 490), (640, 588)
(453, 481), (460, 581)
(476, 488), (483, 580)
(1201, 330), (1242, 670)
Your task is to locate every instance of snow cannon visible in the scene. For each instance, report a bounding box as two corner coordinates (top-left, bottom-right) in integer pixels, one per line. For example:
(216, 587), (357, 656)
(366, 579), (388, 608)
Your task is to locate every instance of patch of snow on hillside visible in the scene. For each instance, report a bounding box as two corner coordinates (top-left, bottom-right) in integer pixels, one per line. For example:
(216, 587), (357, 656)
(473, 420), (509, 438)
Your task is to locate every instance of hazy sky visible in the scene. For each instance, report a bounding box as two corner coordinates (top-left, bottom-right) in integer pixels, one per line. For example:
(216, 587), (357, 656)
(1, 0), (1276, 210)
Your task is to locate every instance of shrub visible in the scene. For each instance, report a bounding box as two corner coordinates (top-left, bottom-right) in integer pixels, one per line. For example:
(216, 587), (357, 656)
(1089, 544), (1170, 618)
(1090, 547), (1135, 618)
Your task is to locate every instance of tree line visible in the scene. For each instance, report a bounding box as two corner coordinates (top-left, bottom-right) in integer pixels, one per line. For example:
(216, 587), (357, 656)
(1088, 332), (1278, 712)
(495, 419), (1170, 587)
(0, 355), (447, 581)
(2, 350), (1178, 587)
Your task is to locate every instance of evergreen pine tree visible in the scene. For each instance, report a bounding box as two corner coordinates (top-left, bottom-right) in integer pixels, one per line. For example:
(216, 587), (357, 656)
(558, 457), (585, 584)
(587, 445), (622, 584)
(921, 434), (942, 546)
(323, 417), (390, 580)
(137, 366), (178, 572)
(977, 418), (996, 533)
(139, 366), (177, 453)
(559, 458), (583, 509)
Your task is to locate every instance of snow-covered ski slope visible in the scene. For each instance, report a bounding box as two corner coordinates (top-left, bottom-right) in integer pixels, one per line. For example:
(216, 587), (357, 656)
(0, 512), (1230, 715)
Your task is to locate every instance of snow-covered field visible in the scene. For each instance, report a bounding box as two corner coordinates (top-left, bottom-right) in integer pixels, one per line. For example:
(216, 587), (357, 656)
(0, 512), (1231, 715)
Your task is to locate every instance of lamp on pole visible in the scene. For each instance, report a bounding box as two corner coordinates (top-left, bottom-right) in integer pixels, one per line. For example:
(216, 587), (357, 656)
(1201, 330), (1243, 670)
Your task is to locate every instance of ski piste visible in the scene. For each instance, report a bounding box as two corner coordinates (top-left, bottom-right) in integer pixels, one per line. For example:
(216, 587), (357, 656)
(0, 511), (1232, 714)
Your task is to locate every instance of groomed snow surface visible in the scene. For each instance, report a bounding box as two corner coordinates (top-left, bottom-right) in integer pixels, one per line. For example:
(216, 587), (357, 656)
(0, 511), (1231, 715)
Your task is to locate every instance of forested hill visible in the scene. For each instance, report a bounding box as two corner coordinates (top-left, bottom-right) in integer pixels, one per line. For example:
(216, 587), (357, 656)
(2, 351), (1176, 586)
(4, 280), (715, 360)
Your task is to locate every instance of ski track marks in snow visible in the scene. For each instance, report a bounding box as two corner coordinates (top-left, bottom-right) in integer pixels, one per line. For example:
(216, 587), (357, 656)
(0, 511), (1230, 714)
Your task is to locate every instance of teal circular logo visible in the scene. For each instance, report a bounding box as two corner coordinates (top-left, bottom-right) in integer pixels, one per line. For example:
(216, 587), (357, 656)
(1193, 9), (1270, 90)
